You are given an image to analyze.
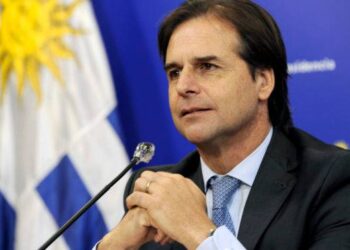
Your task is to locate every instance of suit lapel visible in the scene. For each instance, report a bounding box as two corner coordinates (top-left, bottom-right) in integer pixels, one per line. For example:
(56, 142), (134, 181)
(173, 151), (205, 192)
(238, 130), (298, 249)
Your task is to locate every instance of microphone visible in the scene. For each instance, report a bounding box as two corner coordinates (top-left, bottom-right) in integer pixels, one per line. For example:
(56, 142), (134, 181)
(38, 142), (155, 250)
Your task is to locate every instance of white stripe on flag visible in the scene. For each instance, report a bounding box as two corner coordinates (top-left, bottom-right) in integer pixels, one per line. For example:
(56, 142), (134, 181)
(69, 117), (129, 228)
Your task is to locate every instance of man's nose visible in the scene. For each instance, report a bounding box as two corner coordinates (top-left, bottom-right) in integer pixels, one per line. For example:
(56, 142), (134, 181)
(176, 68), (200, 97)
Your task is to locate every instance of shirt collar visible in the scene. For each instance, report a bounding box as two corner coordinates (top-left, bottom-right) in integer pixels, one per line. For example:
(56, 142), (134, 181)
(201, 128), (273, 191)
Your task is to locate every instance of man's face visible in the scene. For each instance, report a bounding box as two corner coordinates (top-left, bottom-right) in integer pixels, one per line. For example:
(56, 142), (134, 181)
(165, 15), (272, 147)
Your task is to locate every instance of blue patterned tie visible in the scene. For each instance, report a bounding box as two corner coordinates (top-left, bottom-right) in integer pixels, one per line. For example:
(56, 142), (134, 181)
(209, 176), (240, 235)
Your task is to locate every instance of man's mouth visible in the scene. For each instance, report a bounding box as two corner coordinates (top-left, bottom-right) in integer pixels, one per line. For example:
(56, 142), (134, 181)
(181, 108), (211, 117)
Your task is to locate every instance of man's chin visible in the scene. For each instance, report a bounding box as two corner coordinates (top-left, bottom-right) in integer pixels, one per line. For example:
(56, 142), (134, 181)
(181, 130), (213, 146)
(174, 121), (217, 144)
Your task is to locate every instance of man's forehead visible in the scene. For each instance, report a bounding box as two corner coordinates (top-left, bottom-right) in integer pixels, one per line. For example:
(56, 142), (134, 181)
(169, 14), (238, 41)
(165, 15), (241, 63)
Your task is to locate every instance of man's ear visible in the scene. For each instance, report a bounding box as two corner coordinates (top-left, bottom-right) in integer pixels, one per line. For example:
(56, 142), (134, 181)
(255, 68), (275, 101)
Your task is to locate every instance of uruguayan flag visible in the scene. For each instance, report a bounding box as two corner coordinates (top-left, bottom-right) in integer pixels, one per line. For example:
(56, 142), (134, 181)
(0, 1), (129, 249)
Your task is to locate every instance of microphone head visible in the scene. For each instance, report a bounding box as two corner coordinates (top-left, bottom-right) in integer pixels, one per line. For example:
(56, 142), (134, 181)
(133, 142), (155, 164)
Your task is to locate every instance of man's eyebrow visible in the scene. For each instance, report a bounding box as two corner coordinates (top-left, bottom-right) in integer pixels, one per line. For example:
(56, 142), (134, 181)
(164, 62), (180, 72)
(193, 55), (219, 63)
(164, 55), (221, 71)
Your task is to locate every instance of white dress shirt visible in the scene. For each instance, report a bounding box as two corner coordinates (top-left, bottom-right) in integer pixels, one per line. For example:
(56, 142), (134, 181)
(198, 128), (273, 250)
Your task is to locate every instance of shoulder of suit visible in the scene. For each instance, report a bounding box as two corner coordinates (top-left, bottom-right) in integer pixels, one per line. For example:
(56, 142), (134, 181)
(284, 127), (350, 173)
(288, 127), (349, 155)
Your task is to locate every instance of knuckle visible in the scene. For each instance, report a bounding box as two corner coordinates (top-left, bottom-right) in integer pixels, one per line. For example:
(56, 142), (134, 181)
(159, 177), (175, 188)
(152, 197), (163, 210)
(133, 178), (145, 192)
(185, 177), (195, 186)
(140, 171), (147, 178)
(126, 195), (133, 207)
(172, 173), (183, 180)
(141, 170), (154, 178)
(134, 178), (142, 187)
(173, 173), (186, 183)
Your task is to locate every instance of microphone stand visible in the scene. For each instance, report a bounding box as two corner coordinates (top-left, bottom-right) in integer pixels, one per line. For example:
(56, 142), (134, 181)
(38, 142), (155, 250)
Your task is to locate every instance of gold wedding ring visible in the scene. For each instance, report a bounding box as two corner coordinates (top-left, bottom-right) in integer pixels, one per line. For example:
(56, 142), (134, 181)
(145, 181), (152, 193)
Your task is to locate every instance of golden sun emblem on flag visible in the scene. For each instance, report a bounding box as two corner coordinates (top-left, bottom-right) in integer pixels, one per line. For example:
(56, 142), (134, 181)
(335, 141), (349, 150)
(0, 0), (83, 102)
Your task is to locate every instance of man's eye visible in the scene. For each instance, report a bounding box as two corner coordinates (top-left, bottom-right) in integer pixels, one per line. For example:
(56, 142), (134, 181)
(168, 69), (180, 80)
(199, 63), (217, 71)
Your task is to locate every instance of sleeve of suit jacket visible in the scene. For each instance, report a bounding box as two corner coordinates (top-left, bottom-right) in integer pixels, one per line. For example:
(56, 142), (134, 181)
(306, 152), (350, 249)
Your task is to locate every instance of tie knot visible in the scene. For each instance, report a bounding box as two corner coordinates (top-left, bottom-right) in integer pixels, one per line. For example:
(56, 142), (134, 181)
(209, 176), (240, 209)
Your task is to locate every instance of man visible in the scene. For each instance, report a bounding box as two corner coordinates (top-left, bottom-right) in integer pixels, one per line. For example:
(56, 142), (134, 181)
(98, 0), (350, 249)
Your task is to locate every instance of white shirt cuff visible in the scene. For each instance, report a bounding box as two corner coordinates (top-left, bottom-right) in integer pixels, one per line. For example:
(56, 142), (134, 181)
(197, 226), (246, 250)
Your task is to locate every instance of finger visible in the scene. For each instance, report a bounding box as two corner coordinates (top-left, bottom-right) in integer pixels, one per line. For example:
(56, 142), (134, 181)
(150, 172), (183, 187)
(157, 172), (189, 187)
(135, 208), (160, 243)
(140, 170), (158, 180)
(152, 172), (203, 200)
(154, 230), (171, 244)
(137, 172), (175, 194)
(185, 178), (204, 194)
(153, 230), (164, 243)
(156, 172), (184, 180)
(136, 207), (152, 227)
(141, 171), (184, 186)
(160, 236), (173, 245)
(133, 177), (148, 192)
(126, 191), (153, 210)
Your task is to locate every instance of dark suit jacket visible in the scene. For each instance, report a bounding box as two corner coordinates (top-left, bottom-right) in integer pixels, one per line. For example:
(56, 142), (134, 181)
(123, 128), (350, 249)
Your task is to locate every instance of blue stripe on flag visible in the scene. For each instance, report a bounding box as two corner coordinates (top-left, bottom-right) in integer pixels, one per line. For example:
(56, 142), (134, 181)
(37, 156), (107, 249)
(108, 107), (127, 147)
(0, 192), (16, 250)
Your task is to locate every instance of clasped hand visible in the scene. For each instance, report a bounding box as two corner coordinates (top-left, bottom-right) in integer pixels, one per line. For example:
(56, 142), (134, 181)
(98, 171), (215, 250)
